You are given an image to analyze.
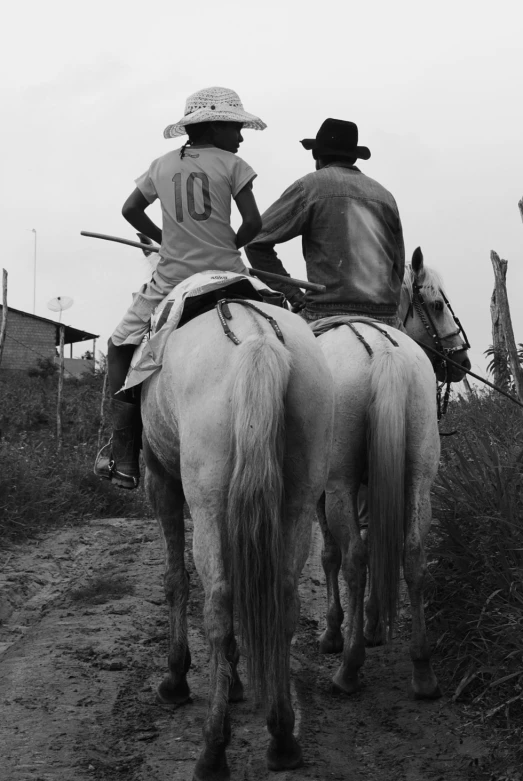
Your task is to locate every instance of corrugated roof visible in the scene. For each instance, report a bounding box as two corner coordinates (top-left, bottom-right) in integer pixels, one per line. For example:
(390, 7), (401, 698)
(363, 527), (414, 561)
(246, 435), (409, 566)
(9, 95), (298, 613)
(0, 305), (99, 345)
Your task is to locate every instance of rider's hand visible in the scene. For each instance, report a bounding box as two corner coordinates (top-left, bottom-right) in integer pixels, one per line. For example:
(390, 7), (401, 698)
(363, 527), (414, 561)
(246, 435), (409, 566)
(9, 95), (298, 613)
(137, 232), (154, 257)
(289, 291), (307, 313)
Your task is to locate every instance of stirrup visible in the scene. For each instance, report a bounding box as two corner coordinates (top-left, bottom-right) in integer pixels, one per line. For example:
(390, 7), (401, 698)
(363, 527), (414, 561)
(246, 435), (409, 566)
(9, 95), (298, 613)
(94, 440), (140, 490)
(93, 440), (114, 481)
(111, 466), (140, 490)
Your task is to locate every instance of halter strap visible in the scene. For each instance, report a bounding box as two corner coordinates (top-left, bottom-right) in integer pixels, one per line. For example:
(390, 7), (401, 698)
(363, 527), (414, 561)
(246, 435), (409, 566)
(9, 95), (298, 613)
(406, 284), (471, 359)
(402, 282), (471, 419)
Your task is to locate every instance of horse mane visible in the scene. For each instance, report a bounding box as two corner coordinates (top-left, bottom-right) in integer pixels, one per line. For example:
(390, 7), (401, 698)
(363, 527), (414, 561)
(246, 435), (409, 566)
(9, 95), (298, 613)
(403, 264), (446, 303)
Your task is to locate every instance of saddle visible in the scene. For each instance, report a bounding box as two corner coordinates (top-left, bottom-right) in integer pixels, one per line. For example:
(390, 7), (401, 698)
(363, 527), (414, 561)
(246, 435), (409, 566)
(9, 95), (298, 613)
(156, 279), (285, 333)
(123, 270), (286, 392)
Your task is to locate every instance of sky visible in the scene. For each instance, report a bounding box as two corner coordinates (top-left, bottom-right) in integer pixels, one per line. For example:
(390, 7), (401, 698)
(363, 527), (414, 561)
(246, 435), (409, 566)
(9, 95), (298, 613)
(2, 0), (522, 378)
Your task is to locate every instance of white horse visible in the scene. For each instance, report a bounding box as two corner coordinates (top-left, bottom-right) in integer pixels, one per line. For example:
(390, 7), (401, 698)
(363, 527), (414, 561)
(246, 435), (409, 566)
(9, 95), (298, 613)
(399, 247), (471, 383)
(312, 248), (469, 699)
(140, 300), (333, 781)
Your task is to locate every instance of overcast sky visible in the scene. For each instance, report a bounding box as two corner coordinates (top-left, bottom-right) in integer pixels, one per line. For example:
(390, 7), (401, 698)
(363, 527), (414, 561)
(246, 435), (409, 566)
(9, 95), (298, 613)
(2, 0), (522, 376)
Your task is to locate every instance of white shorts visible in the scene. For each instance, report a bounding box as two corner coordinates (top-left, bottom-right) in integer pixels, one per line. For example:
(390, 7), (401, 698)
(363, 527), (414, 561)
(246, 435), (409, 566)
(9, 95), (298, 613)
(111, 271), (175, 347)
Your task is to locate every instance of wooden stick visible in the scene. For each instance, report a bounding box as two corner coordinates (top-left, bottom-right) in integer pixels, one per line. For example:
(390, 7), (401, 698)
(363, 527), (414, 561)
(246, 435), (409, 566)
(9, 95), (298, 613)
(57, 325), (65, 452)
(81, 231), (326, 293)
(489, 257), (508, 389)
(97, 363), (108, 451)
(0, 269), (8, 369)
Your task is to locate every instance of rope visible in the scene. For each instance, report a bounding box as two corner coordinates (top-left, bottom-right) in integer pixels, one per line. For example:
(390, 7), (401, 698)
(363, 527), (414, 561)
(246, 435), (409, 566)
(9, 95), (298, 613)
(417, 342), (523, 410)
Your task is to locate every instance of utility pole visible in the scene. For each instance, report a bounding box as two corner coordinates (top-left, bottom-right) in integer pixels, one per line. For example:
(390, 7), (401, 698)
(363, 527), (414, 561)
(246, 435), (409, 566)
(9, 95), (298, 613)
(31, 228), (37, 314)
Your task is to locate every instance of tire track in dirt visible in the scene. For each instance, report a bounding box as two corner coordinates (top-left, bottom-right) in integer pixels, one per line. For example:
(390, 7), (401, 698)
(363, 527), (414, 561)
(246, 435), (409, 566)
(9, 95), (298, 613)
(0, 517), (492, 781)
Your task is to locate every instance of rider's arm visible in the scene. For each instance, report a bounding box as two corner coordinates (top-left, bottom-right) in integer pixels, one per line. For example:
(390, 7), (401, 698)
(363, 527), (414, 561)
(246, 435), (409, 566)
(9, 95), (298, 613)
(122, 188), (163, 246)
(234, 181), (262, 249)
(245, 180), (308, 305)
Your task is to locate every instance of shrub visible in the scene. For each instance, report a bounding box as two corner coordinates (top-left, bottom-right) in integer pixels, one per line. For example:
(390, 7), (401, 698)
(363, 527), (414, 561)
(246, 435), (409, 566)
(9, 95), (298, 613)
(27, 356), (59, 379)
(429, 390), (523, 748)
(0, 371), (150, 543)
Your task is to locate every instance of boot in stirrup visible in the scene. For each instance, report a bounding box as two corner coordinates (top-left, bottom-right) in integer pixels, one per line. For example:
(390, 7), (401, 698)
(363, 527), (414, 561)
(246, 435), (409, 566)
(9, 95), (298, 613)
(94, 399), (141, 490)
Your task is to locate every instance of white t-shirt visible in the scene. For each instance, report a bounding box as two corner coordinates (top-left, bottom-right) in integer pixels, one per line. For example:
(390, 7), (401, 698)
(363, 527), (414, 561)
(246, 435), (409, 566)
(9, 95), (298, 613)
(135, 145), (256, 284)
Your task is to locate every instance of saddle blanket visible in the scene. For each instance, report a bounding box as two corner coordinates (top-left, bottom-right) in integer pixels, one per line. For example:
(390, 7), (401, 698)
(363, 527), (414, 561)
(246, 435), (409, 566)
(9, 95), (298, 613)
(122, 269), (273, 391)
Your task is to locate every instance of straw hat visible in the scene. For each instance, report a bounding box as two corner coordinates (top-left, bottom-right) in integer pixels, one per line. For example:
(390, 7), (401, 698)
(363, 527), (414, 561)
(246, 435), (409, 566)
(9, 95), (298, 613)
(163, 86), (267, 138)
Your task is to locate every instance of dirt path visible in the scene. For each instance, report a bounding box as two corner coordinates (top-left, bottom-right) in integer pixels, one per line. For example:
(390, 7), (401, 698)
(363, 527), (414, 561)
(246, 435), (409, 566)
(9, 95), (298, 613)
(0, 517), (494, 781)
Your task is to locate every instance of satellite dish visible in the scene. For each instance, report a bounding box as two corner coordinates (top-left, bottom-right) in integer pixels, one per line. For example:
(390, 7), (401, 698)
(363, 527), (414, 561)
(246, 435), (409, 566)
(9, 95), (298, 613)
(47, 296), (74, 322)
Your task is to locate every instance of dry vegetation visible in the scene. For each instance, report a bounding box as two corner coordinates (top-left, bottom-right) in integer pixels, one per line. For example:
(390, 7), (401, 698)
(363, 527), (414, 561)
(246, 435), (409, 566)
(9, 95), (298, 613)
(429, 390), (523, 763)
(0, 359), (150, 541)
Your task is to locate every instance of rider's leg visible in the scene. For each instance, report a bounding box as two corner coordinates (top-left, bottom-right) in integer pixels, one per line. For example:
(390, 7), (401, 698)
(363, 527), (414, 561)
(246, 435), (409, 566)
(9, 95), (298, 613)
(94, 339), (142, 490)
(107, 339), (136, 399)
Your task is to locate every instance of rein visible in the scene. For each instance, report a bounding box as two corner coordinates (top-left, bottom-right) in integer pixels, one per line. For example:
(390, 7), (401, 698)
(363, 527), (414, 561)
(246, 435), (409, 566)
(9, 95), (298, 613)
(413, 341), (523, 410)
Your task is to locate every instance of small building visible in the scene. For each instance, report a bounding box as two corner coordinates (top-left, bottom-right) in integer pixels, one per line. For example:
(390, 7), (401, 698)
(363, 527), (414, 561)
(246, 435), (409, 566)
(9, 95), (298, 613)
(0, 306), (99, 376)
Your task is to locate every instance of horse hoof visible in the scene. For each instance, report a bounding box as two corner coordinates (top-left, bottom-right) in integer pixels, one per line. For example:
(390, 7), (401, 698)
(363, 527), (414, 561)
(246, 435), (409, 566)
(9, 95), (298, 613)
(156, 676), (191, 707)
(409, 681), (442, 700)
(319, 630), (343, 654)
(331, 669), (360, 695)
(192, 754), (230, 781)
(266, 735), (303, 771)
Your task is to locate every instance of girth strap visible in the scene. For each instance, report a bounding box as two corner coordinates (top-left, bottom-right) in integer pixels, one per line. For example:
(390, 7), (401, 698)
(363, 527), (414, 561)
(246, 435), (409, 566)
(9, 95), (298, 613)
(215, 298), (285, 345)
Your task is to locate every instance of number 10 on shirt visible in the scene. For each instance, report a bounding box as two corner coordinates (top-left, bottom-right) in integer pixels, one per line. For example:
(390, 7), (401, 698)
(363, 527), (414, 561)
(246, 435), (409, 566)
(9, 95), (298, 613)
(173, 172), (212, 222)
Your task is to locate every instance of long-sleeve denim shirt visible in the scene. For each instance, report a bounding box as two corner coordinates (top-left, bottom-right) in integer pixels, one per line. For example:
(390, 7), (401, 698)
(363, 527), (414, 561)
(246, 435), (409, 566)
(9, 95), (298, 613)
(245, 164), (405, 317)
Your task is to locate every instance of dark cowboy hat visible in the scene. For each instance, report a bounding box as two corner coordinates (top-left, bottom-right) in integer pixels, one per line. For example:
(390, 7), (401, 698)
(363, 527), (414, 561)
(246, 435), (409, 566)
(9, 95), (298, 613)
(300, 118), (371, 160)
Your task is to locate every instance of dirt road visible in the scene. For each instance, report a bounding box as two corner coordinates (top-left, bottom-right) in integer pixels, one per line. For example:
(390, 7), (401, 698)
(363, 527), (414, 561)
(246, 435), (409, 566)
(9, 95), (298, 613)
(0, 516), (495, 781)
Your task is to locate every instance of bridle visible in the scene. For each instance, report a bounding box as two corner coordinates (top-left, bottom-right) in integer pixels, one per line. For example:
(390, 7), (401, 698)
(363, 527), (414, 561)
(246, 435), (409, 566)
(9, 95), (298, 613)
(403, 282), (471, 419)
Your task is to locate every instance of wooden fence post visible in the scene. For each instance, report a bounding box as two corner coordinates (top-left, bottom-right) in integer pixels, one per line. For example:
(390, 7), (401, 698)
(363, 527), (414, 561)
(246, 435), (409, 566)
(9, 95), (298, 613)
(489, 257), (508, 388)
(490, 251), (523, 402)
(57, 325), (65, 451)
(97, 364), (108, 451)
(0, 269), (7, 369)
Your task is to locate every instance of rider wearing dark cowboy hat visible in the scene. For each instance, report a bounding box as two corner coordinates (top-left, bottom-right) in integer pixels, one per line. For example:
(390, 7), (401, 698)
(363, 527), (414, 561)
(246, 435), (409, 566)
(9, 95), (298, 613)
(246, 118), (405, 326)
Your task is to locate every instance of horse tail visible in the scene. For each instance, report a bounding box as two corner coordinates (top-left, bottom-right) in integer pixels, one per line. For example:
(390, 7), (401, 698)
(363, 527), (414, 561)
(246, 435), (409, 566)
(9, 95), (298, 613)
(227, 332), (291, 705)
(367, 341), (409, 640)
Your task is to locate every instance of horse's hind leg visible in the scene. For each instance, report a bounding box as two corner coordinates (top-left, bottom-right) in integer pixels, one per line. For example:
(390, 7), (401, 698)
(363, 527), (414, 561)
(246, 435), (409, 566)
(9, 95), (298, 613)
(266, 506), (311, 772)
(404, 487), (441, 700)
(191, 505), (236, 781)
(327, 484), (368, 695)
(144, 457), (191, 706)
(317, 493), (344, 654)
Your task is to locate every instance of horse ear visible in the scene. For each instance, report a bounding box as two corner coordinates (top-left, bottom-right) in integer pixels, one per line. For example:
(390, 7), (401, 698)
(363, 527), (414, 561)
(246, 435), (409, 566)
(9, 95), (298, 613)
(412, 247), (424, 275)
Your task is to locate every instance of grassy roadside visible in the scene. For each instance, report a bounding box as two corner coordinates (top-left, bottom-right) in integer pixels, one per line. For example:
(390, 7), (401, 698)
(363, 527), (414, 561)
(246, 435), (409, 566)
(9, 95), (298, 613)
(428, 390), (523, 771)
(0, 367), (150, 543)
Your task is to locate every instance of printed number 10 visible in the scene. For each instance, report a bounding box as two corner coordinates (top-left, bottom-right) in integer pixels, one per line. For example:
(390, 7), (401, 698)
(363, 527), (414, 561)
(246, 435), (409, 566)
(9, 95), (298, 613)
(173, 172), (212, 222)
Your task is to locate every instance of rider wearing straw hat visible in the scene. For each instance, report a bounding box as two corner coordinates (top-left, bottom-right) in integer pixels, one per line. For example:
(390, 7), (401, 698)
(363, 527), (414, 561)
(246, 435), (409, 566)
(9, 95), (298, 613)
(246, 118), (405, 326)
(95, 86), (266, 490)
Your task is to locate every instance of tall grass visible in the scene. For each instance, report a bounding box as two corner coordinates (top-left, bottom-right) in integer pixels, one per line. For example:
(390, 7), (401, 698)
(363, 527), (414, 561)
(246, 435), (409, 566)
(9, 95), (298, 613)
(0, 368), (150, 544)
(429, 390), (523, 746)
